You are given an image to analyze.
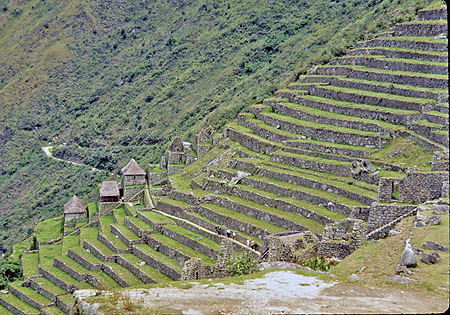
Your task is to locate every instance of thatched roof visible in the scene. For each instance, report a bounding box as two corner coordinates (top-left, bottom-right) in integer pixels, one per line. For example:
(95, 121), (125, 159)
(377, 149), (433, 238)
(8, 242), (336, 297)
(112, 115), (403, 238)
(100, 181), (120, 197)
(64, 195), (86, 214)
(121, 159), (146, 176)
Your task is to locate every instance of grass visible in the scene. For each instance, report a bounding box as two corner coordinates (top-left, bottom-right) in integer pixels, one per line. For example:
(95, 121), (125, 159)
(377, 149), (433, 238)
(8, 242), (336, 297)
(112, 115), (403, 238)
(31, 276), (66, 296)
(80, 227), (99, 242)
(120, 253), (171, 283)
(35, 218), (63, 243)
(10, 280), (53, 305)
(111, 224), (140, 241)
(125, 204), (137, 217)
(0, 304), (13, 315)
(0, 290), (40, 313)
(88, 202), (98, 217)
(165, 224), (221, 251)
(22, 252), (39, 278)
(68, 247), (103, 266)
(134, 244), (183, 273)
(138, 210), (176, 224)
(380, 35), (448, 43)
(409, 210), (449, 288)
(113, 207), (128, 224)
(126, 216), (153, 232)
(40, 306), (65, 315)
(62, 234), (80, 254)
(339, 54), (448, 67)
(105, 262), (144, 287)
(367, 136), (433, 170)
(349, 46), (449, 57)
(149, 233), (215, 264)
(11, 237), (32, 260)
(414, 120), (443, 128)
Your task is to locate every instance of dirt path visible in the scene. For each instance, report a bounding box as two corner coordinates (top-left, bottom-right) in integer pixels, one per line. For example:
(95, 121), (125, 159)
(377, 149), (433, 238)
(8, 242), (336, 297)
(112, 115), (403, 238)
(102, 271), (448, 314)
(42, 146), (103, 172)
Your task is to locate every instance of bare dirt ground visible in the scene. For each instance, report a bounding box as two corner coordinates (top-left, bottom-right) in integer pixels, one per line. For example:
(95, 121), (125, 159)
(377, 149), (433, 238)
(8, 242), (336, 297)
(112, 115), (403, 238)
(121, 271), (449, 314)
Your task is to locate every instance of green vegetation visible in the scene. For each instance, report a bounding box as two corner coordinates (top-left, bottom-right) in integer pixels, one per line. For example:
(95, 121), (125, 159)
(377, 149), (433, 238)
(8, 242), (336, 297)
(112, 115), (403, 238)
(226, 252), (259, 276)
(0, 0), (436, 250)
(0, 257), (22, 289)
(21, 253), (39, 278)
(35, 218), (63, 243)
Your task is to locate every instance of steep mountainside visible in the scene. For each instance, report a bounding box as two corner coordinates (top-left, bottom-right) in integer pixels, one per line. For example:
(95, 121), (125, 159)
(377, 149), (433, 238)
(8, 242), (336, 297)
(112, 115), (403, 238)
(0, 3), (447, 314)
(0, 0), (434, 250)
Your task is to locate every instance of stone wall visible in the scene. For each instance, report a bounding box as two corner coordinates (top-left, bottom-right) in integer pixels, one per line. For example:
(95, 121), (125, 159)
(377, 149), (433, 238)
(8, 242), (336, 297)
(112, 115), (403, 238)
(367, 204), (417, 232)
(67, 249), (101, 271)
(8, 283), (48, 310)
(97, 233), (131, 254)
(145, 237), (191, 266)
(115, 255), (156, 284)
(131, 246), (181, 280)
(354, 38), (448, 53)
(64, 213), (86, 223)
(224, 127), (280, 155)
(348, 47), (447, 63)
(417, 9), (447, 20)
(124, 217), (152, 238)
(111, 224), (143, 247)
(83, 241), (114, 262)
(367, 208), (417, 240)
(394, 23), (448, 37)
(102, 265), (129, 287)
(123, 175), (146, 186)
(99, 202), (120, 217)
(317, 241), (353, 260)
(148, 171), (168, 185)
(350, 206), (371, 221)
(23, 278), (58, 302)
(53, 258), (102, 289)
(378, 177), (395, 202)
(124, 186), (144, 202)
(39, 267), (76, 293)
(0, 296), (39, 315)
(398, 171), (449, 203)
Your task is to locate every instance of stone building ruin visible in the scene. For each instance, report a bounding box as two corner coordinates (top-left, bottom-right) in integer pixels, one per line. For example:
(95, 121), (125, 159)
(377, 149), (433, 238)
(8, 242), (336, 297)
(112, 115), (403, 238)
(63, 195), (86, 223)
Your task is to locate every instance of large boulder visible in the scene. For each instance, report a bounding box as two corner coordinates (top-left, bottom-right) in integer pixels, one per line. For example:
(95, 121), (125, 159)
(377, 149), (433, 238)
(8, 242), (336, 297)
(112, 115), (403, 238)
(400, 244), (417, 268)
(420, 253), (439, 264)
(423, 240), (449, 251)
(426, 215), (441, 225)
(432, 204), (449, 214)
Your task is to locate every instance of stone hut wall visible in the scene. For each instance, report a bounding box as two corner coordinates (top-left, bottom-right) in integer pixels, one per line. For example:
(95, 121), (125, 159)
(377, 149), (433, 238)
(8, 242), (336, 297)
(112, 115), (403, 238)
(398, 171), (449, 203)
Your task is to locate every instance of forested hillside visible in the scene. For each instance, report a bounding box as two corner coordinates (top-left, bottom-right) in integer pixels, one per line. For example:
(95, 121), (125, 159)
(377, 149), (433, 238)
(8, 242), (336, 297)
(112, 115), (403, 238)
(0, 0), (435, 250)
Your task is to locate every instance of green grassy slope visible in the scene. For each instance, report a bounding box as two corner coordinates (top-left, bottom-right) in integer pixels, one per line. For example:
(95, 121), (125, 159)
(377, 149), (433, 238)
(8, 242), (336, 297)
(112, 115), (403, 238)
(0, 0), (438, 250)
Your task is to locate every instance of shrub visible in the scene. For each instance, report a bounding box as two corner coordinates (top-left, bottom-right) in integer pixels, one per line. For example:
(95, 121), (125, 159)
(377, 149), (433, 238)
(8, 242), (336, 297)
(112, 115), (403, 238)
(226, 252), (259, 276)
(291, 255), (338, 272)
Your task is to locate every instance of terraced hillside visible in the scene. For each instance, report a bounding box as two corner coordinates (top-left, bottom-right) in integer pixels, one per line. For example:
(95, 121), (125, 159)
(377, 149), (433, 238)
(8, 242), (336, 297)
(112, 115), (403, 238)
(0, 5), (448, 315)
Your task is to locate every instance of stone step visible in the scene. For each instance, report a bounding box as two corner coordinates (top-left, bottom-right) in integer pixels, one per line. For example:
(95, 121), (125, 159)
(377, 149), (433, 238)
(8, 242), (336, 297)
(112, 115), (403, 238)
(297, 75), (448, 103)
(41, 306), (65, 315)
(417, 7), (447, 21)
(132, 243), (182, 280)
(111, 223), (142, 247)
(228, 158), (377, 205)
(409, 121), (449, 146)
(8, 281), (53, 310)
(393, 20), (448, 37)
(312, 65), (448, 89)
(0, 291), (40, 315)
(161, 223), (221, 260)
(98, 216), (131, 253)
(238, 112), (385, 148)
(269, 151), (379, 185)
(202, 177), (327, 234)
(329, 55), (448, 75)
(147, 232), (215, 265)
(22, 276), (66, 303)
(309, 83), (434, 112)
(123, 216), (153, 238)
(423, 111), (449, 125)
(347, 47), (448, 63)
(281, 93), (420, 126)
(0, 303), (13, 315)
(255, 100), (394, 133)
(213, 167), (355, 218)
(103, 261), (145, 287)
(112, 207), (128, 224)
(156, 194), (264, 247)
(118, 253), (170, 284)
(354, 36), (448, 52)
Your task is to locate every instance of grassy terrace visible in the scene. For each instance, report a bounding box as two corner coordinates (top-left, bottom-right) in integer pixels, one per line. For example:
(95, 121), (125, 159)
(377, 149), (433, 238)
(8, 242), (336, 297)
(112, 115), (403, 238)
(126, 216), (153, 232)
(88, 202), (98, 217)
(320, 64), (448, 79)
(105, 262), (143, 287)
(35, 218), (63, 243)
(189, 209), (264, 245)
(315, 83), (436, 105)
(10, 281), (53, 305)
(41, 306), (65, 315)
(22, 252), (39, 278)
(125, 204), (137, 217)
(99, 216), (129, 251)
(31, 276), (66, 296)
(62, 234), (80, 254)
(164, 224), (221, 251)
(111, 223), (140, 241)
(68, 247), (103, 266)
(293, 94), (419, 115)
(134, 243), (183, 273)
(376, 35), (448, 43)
(149, 233), (215, 264)
(0, 291), (39, 314)
(235, 159), (377, 201)
(113, 207), (128, 224)
(337, 54), (448, 67)
(322, 76), (448, 94)
(120, 253), (171, 283)
(267, 102), (403, 132)
(273, 150), (352, 167)
(0, 304), (13, 314)
(250, 109), (383, 136)
(414, 119), (444, 128)
(211, 189), (325, 234)
(226, 122), (284, 149)
(200, 202), (287, 235)
(234, 179), (348, 222)
(349, 46), (449, 56)
(400, 19), (447, 25)
(139, 210), (176, 224)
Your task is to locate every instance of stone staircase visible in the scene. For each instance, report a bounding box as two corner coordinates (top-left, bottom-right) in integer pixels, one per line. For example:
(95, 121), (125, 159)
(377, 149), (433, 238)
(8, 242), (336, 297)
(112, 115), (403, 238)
(0, 5), (448, 315)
